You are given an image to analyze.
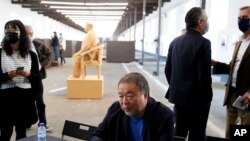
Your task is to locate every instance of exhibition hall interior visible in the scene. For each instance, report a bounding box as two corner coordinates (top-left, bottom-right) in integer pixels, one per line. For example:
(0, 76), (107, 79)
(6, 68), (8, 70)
(0, 0), (250, 141)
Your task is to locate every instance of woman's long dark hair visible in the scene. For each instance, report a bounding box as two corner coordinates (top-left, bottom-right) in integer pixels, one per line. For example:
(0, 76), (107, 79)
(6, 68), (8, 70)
(1, 20), (30, 58)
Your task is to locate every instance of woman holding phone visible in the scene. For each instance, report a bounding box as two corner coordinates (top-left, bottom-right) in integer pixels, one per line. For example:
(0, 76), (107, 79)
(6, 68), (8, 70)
(0, 20), (40, 140)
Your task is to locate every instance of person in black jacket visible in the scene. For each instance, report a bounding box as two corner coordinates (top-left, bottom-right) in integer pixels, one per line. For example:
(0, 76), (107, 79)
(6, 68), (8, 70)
(51, 31), (59, 62)
(90, 72), (174, 141)
(25, 25), (52, 132)
(165, 7), (212, 141)
(0, 20), (39, 141)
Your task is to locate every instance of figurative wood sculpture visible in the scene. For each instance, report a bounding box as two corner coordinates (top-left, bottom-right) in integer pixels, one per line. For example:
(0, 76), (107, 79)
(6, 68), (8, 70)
(72, 23), (98, 78)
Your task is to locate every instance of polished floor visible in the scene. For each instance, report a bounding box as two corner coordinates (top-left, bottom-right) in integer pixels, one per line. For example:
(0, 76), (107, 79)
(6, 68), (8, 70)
(11, 53), (227, 141)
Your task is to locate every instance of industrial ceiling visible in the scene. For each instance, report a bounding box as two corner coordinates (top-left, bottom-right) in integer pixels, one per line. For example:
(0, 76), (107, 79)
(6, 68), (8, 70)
(11, 0), (171, 37)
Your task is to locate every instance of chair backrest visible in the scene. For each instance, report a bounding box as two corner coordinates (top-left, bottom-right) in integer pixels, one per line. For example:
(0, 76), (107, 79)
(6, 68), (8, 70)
(174, 136), (186, 141)
(98, 45), (103, 65)
(207, 136), (230, 141)
(61, 120), (97, 140)
(84, 45), (103, 65)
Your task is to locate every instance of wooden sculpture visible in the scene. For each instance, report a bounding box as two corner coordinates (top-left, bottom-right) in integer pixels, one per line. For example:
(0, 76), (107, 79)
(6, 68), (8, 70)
(72, 23), (98, 78)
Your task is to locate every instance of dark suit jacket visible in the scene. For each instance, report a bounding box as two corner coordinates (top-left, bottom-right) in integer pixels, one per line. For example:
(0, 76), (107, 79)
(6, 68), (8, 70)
(89, 97), (174, 141)
(213, 41), (250, 106)
(165, 29), (213, 106)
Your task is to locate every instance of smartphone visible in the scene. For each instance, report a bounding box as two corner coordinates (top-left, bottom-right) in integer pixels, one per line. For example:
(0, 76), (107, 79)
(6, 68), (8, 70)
(16, 67), (24, 74)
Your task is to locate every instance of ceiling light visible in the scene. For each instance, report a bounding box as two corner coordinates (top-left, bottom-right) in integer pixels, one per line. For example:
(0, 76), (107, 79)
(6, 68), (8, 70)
(85, 3), (127, 6)
(50, 6), (126, 10)
(57, 10), (124, 14)
(66, 15), (122, 18)
(41, 1), (84, 5)
(63, 13), (123, 16)
(41, 1), (128, 6)
(61, 13), (123, 16)
(68, 16), (121, 19)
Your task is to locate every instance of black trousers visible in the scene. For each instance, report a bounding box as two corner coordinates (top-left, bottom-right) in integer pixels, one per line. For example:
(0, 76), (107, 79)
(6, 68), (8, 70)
(1, 123), (26, 141)
(174, 104), (211, 141)
(35, 82), (47, 126)
(0, 87), (37, 140)
(59, 49), (65, 64)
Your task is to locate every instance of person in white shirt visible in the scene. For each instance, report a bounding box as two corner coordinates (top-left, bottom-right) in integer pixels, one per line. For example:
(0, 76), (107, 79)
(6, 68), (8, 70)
(212, 6), (250, 139)
(0, 20), (39, 141)
(59, 33), (66, 65)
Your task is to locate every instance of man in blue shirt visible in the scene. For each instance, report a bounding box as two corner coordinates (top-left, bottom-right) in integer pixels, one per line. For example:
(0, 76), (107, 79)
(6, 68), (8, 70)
(90, 72), (174, 141)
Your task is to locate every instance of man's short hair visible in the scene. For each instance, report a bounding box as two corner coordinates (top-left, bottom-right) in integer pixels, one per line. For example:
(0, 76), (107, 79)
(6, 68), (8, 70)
(118, 72), (150, 95)
(240, 6), (250, 11)
(185, 7), (205, 30)
(25, 25), (32, 30)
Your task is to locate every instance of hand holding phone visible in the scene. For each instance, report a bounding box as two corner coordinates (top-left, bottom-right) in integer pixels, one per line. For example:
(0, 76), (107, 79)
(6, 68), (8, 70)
(16, 67), (24, 74)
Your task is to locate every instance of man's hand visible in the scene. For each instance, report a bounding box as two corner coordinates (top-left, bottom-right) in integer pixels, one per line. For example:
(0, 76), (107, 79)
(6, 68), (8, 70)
(242, 91), (250, 105)
(211, 59), (217, 66)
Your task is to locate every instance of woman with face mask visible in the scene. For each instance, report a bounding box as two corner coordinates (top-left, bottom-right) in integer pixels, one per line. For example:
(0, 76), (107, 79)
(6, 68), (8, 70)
(0, 20), (40, 141)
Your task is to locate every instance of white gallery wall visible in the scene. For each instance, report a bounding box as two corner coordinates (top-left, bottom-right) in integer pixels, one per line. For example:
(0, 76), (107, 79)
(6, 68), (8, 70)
(0, 0), (84, 42)
(1, 0), (249, 64)
(206, 0), (250, 63)
(118, 0), (250, 63)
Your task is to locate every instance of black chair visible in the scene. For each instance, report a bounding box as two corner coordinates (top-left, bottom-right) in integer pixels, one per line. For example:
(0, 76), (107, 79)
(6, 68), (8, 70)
(61, 120), (97, 140)
(174, 136), (186, 141)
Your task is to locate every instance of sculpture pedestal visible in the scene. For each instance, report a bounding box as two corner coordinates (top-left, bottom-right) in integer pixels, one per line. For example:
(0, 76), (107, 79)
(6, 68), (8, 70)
(67, 75), (103, 99)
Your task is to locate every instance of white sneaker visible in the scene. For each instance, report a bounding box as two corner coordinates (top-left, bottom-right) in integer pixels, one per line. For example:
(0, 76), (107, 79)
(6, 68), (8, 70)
(46, 126), (53, 132)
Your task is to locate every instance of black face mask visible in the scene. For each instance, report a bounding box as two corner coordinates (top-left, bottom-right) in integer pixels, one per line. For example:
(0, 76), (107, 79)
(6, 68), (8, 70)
(5, 32), (19, 44)
(238, 18), (250, 32)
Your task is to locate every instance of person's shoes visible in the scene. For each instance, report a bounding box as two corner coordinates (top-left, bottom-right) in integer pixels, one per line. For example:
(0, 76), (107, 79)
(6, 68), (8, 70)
(46, 126), (53, 132)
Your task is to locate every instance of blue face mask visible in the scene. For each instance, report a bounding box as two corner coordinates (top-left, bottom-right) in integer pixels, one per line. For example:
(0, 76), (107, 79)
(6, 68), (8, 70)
(204, 23), (209, 34)
(238, 18), (250, 32)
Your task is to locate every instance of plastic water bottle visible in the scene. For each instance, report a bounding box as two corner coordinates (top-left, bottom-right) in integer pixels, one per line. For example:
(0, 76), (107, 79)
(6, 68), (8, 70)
(37, 123), (46, 141)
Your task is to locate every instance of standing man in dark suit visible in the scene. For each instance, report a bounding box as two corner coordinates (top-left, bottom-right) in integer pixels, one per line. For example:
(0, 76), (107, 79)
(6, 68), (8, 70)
(165, 7), (212, 141)
(26, 25), (53, 132)
(212, 6), (250, 139)
(51, 31), (59, 62)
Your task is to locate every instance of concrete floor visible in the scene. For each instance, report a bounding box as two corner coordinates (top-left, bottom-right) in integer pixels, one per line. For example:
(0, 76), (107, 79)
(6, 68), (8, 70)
(11, 53), (227, 141)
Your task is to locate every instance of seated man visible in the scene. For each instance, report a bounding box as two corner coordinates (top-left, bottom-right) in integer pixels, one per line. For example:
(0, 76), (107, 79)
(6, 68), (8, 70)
(72, 23), (97, 78)
(90, 72), (174, 141)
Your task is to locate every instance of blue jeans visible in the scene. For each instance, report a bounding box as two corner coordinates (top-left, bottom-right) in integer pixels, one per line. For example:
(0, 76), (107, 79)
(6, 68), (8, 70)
(53, 46), (59, 61)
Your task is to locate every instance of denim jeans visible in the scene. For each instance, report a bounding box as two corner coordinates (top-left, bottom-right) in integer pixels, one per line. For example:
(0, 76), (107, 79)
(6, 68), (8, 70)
(53, 46), (59, 61)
